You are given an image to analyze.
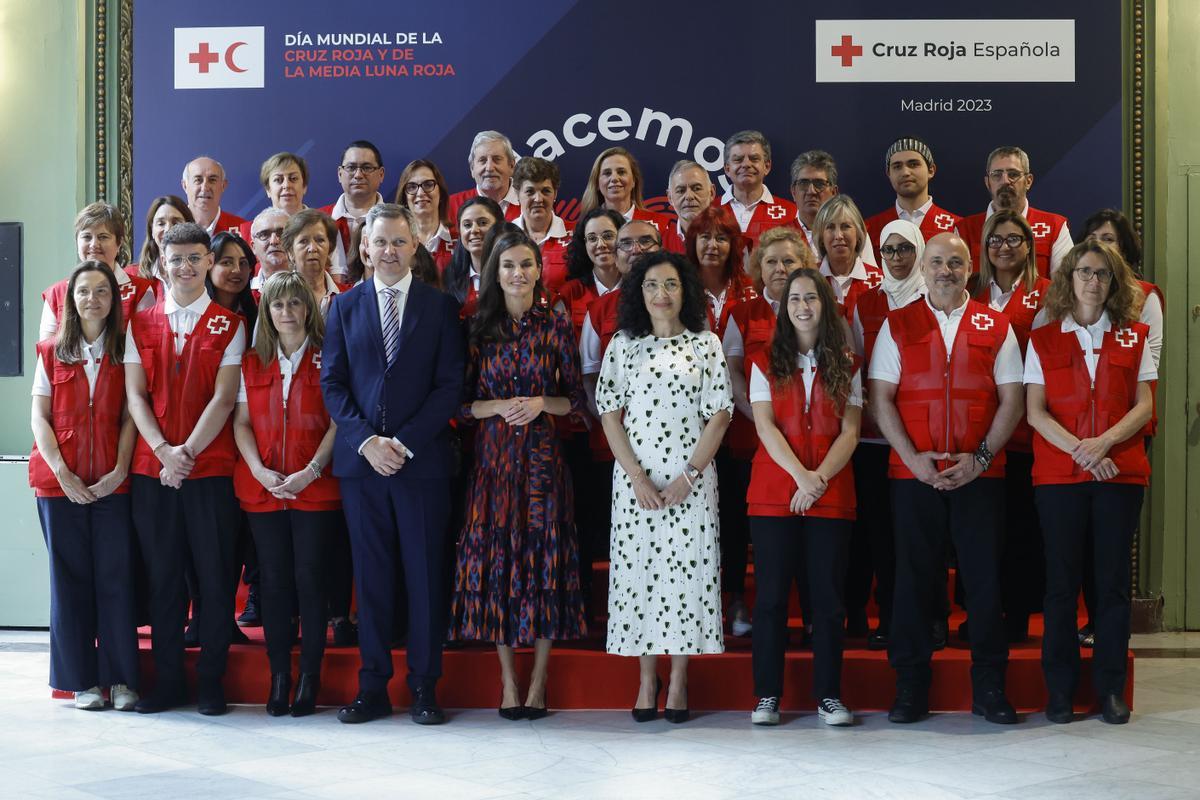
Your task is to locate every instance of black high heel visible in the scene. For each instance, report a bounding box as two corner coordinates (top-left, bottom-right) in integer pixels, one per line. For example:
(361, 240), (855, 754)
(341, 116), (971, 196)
(291, 673), (319, 717)
(632, 676), (662, 723)
(664, 683), (689, 724)
(266, 673), (291, 717)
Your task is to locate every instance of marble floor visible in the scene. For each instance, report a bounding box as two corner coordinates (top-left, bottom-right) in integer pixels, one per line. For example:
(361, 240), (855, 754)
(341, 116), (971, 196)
(2, 630), (1199, 800)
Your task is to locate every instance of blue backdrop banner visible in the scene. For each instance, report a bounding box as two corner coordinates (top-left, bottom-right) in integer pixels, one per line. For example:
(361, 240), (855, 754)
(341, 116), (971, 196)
(133, 1), (1120, 251)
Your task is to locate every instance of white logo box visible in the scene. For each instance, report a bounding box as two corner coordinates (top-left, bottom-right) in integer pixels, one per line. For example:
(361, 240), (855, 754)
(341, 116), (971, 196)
(174, 26), (266, 90)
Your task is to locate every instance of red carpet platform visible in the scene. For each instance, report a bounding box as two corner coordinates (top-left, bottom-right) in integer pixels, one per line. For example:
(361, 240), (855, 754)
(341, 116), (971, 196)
(117, 564), (1133, 714)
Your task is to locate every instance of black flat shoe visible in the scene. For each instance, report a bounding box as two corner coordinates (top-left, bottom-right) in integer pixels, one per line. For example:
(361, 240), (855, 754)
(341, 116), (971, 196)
(230, 623), (250, 645)
(931, 620), (948, 652)
(197, 679), (228, 716)
(867, 627), (889, 651)
(291, 673), (319, 717)
(498, 705), (525, 721)
(183, 619), (200, 649)
(1045, 691), (1073, 724)
(523, 705), (548, 721)
(266, 672), (291, 716)
(888, 686), (929, 724)
(410, 686), (445, 725)
(133, 683), (187, 714)
(331, 618), (358, 647)
(1100, 693), (1130, 725)
(237, 589), (262, 626)
(338, 690), (392, 724)
(971, 688), (1018, 725)
(631, 676), (662, 723)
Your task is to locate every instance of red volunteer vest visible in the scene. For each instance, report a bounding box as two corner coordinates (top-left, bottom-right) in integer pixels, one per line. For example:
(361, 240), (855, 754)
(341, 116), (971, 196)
(537, 231), (573, 294)
(427, 235), (455, 276)
(558, 279), (601, 340)
(233, 348), (340, 512)
(726, 297), (778, 459)
(888, 299), (1009, 479)
(663, 223), (686, 254)
(43, 273), (154, 332)
(864, 202), (962, 265)
(853, 288), (892, 441)
(960, 206), (1068, 279)
(211, 209), (247, 237)
(745, 351), (857, 519)
(718, 194), (798, 250)
(583, 288), (624, 460)
(706, 278), (758, 341)
(827, 263), (884, 320)
(1029, 322), (1151, 486)
(129, 300), (242, 479)
(447, 188), (521, 224)
(28, 342), (129, 497)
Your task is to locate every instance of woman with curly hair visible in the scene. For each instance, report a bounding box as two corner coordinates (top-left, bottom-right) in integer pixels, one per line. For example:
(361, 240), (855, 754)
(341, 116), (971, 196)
(1025, 240), (1154, 726)
(744, 268), (861, 728)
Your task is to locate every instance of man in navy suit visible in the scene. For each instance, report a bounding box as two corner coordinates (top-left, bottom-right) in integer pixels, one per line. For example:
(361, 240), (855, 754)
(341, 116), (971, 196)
(321, 202), (465, 724)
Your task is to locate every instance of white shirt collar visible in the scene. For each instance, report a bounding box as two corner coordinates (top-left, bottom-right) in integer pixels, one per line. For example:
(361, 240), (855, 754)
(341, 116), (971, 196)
(81, 332), (107, 359)
(762, 285), (782, 312)
(481, 183), (519, 209)
(924, 291), (970, 322)
(374, 270), (414, 294)
(720, 185), (774, 208)
(514, 213), (569, 244)
(202, 209), (223, 237)
(896, 197), (934, 221)
(322, 271), (341, 296)
(797, 349), (817, 367)
(331, 193), (384, 222)
(277, 337), (309, 367)
(593, 271), (619, 296)
(425, 223), (453, 252)
(986, 200), (1030, 219)
(113, 265), (130, 285)
(165, 291), (212, 316)
(819, 257), (869, 281)
(1062, 310), (1112, 336)
(620, 204), (637, 222)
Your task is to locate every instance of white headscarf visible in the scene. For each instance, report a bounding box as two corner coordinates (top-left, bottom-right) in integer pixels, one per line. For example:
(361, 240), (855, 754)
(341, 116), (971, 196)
(878, 219), (926, 308)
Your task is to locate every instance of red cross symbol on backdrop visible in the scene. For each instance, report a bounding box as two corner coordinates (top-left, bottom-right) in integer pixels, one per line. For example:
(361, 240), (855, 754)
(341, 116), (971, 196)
(206, 315), (231, 336)
(1115, 328), (1139, 348)
(766, 205), (787, 221)
(971, 313), (994, 331)
(1031, 221), (1051, 238)
(1021, 290), (1040, 310)
(831, 35), (863, 67)
(189, 42), (220, 73)
(933, 213), (955, 231)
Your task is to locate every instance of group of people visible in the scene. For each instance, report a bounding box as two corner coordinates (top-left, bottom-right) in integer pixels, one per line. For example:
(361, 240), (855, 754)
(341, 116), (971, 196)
(31, 129), (1160, 731)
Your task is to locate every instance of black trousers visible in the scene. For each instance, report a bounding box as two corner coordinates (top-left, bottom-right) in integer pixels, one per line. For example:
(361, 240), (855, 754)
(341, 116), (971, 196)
(131, 475), (239, 686)
(889, 478), (1008, 695)
(1036, 482), (1143, 698)
(340, 474), (449, 694)
(750, 515), (851, 700)
(248, 508), (336, 675)
(37, 494), (139, 692)
(324, 513), (354, 620)
(999, 451), (1044, 623)
(846, 443), (894, 628)
(717, 450), (751, 595)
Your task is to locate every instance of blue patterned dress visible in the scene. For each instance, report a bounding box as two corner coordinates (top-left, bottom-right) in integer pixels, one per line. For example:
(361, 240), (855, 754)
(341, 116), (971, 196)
(448, 305), (588, 646)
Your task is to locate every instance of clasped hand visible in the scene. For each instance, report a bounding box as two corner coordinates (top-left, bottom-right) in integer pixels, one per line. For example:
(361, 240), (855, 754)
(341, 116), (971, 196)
(255, 465), (318, 499)
(908, 451), (982, 492)
(498, 396), (546, 426)
(363, 436), (407, 476)
(158, 444), (195, 489)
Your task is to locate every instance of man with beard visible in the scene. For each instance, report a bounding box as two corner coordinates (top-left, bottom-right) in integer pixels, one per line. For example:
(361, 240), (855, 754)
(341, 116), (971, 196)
(182, 157), (246, 238)
(864, 138), (961, 264)
(958, 146), (1072, 277)
(247, 208), (291, 297)
(447, 130), (521, 222)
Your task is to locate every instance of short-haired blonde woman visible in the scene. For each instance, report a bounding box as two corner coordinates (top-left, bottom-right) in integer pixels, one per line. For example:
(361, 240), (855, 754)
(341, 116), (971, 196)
(232, 271), (340, 717)
(812, 194), (882, 316)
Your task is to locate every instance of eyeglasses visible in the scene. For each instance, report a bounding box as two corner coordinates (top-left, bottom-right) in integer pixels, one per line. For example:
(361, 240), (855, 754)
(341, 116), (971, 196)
(585, 231), (617, 245)
(792, 178), (832, 193)
(403, 179), (438, 195)
(616, 236), (661, 253)
(879, 243), (916, 258)
(340, 163), (380, 175)
(166, 253), (205, 268)
(252, 227), (284, 243)
(986, 234), (1027, 249)
(987, 169), (1027, 182)
(1074, 267), (1113, 283)
(642, 279), (682, 294)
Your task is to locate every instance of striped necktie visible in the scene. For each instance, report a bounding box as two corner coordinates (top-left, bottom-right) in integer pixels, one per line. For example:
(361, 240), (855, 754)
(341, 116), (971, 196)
(381, 286), (400, 364)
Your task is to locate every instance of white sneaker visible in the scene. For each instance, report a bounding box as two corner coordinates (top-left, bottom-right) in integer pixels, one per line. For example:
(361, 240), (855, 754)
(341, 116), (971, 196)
(110, 684), (138, 711)
(751, 696), (780, 725)
(731, 602), (753, 637)
(818, 697), (853, 726)
(74, 686), (104, 710)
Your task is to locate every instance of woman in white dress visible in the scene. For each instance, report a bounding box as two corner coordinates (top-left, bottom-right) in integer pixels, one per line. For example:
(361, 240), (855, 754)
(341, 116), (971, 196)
(597, 251), (733, 724)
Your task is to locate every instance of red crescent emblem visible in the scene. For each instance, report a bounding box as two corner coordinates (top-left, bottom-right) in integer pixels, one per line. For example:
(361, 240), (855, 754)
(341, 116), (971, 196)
(225, 42), (248, 73)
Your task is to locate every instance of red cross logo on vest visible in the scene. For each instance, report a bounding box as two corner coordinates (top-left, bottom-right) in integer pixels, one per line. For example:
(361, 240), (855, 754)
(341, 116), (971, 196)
(933, 213), (955, 231)
(766, 204), (787, 221)
(864, 270), (882, 289)
(312, 352), (322, 369)
(971, 312), (994, 331)
(1031, 221), (1051, 239)
(1116, 328), (1139, 348)
(1021, 290), (1040, 310)
(120, 282), (136, 301)
(206, 315), (231, 336)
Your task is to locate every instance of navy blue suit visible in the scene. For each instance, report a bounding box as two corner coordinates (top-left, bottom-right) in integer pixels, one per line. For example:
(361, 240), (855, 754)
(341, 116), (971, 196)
(321, 276), (464, 695)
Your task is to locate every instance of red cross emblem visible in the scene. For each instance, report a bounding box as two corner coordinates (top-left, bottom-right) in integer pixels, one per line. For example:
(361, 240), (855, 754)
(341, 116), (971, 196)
(206, 315), (231, 336)
(831, 35), (863, 67)
(864, 270), (882, 289)
(1115, 328), (1138, 348)
(119, 282), (136, 301)
(188, 42), (220, 73)
(933, 213), (955, 231)
(1031, 222), (1051, 239)
(971, 312), (994, 331)
(312, 352), (322, 369)
(766, 204), (787, 221)
(1021, 290), (1040, 310)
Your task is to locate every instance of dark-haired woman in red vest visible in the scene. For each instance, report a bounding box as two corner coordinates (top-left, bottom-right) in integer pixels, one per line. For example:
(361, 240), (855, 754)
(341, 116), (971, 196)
(746, 268), (862, 728)
(233, 271), (339, 717)
(31, 261), (139, 711)
(1025, 240), (1156, 726)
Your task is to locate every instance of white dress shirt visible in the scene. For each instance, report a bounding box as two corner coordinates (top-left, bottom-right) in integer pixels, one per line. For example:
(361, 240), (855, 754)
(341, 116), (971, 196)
(720, 186), (774, 232)
(358, 271), (416, 457)
(31, 332), (108, 400)
(1024, 311), (1157, 385)
(819, 257), (871, 305)
(749, 355), (864, 409)
(124, 291), (245, 365)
